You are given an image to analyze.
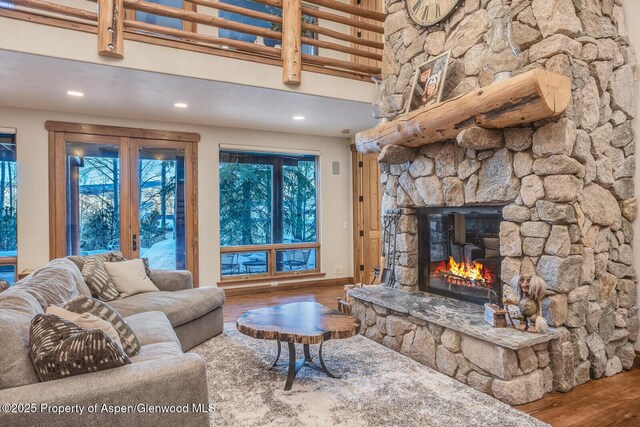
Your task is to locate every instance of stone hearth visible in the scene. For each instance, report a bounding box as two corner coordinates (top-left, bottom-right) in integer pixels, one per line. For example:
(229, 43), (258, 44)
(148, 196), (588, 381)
(351, 286), (558, 404)
(354, 0), (638, 405)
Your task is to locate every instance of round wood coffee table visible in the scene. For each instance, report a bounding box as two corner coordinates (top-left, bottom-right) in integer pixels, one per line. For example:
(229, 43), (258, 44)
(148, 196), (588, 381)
(236, 301), (360, 390)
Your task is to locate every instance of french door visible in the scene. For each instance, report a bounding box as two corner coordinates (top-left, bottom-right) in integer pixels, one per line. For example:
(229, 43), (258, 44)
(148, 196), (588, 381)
(48, 122), (198, 282)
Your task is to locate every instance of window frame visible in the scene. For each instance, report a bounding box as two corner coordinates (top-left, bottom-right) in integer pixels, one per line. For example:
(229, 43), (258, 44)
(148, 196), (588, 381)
(218, 148), (322, 284)
(0, 129), (17, 284)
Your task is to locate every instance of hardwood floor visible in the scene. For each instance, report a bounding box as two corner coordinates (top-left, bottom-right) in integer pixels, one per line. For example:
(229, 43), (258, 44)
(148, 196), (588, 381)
(518, 357), (640, 427)
(224, 284), (346, 322)
(224, 284), (640, 426)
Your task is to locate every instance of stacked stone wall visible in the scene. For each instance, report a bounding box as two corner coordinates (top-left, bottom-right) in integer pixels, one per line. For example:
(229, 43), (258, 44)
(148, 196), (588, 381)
(376, 0), (637, 393)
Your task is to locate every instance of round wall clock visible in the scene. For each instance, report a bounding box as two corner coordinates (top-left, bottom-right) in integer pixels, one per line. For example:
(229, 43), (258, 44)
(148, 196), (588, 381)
(406, 0), (462, 27)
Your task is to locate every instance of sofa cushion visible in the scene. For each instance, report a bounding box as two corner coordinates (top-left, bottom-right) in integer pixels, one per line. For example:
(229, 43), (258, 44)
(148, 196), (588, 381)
(29, 314), (130, 382)
(125, 311), (180, 347)
(105, 259), (159, 298)
(8, 267), (78, 310)
(62, 296), (141, 357)
(44, 258), (92, 298)
(82, 256), (121, 301)
(130, 342), (183, 364)
(108, 286), (225, 328)
(0, 293), (43, 389)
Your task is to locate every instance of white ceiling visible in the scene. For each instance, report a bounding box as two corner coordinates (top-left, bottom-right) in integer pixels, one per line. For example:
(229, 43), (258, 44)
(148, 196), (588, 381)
(0, 50), (377, 137)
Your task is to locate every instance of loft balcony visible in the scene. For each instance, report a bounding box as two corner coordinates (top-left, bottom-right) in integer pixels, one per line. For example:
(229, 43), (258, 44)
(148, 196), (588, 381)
(0, 0), (383, 102)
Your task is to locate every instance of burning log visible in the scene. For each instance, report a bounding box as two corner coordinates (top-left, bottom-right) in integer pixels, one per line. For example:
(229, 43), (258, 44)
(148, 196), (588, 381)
(441, 272), (493, 289)
(433, 256), (495, 289)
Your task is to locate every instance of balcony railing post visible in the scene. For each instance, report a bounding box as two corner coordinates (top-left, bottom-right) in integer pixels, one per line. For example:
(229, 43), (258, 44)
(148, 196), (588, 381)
(98, 0), (125, 58)
(281, 0), (302, 85)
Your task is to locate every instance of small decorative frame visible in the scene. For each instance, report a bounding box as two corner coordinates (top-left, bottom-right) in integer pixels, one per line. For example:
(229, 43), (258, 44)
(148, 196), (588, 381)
(405, 50), (451, 114)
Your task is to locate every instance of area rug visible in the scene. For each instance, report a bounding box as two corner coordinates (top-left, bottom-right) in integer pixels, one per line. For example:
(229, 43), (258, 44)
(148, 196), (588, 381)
(190, 324), (547, 427)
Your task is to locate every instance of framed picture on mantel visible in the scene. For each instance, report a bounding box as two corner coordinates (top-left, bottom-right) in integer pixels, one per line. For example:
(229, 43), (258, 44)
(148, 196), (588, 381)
(405, 50), (451, 114)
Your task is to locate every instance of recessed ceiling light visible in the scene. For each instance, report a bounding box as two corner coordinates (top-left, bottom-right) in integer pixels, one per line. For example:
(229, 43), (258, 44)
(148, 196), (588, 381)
(174, 102), (188, 108)
(66, 90), (84, 97)
(293, 116), (305, 121)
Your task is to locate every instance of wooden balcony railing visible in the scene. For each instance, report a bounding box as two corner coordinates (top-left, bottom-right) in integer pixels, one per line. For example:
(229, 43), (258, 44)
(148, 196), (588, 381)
(2, 0), (384, 82)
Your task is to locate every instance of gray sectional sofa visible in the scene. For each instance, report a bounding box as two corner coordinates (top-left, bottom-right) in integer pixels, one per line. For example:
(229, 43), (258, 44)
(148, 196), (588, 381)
(0, 256), (225, 427)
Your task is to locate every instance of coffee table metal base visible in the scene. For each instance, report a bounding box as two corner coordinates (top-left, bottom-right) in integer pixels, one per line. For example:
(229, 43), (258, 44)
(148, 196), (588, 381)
(269, 341), (340, 390)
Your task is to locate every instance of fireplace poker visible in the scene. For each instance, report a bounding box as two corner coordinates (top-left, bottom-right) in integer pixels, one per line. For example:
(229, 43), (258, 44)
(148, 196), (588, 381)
(380, 214), (392, 285)
(388, 211), (400, 287)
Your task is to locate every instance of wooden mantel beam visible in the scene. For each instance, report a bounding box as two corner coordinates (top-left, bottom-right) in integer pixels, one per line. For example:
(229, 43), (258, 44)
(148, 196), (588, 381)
(355, 69), (571, 154)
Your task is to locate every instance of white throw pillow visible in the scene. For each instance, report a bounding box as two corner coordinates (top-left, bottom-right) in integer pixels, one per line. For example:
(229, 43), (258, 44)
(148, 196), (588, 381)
(46, 305), (123, 349)
(104, 259), (159, 298)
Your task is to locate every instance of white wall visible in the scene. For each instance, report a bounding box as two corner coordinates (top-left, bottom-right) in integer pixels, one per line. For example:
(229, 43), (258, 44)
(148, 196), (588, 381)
(623, 0), (640, 351)
(0, 106), (354, 287)
(0, 14), (373, 103)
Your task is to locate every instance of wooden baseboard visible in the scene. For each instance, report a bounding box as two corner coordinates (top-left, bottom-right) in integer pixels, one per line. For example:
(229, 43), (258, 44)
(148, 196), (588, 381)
(223, 277), (353, 297)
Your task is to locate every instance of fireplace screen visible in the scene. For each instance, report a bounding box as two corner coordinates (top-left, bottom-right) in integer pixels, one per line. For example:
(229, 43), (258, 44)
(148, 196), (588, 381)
(417, 206), (503, 305)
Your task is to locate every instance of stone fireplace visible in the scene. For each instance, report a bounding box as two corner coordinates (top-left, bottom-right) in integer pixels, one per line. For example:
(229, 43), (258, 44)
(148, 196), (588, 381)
(350, 0), (638, 406)
(417, 206), (503, 304)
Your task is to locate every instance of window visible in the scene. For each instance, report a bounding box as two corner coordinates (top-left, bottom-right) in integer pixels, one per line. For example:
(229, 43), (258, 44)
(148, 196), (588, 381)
(136, 0), (184, 30)
(131, 0), (195, 32)
(218, 0), (318, 55)
(219, 150), (319, 281)
(0, 130), (17, 284)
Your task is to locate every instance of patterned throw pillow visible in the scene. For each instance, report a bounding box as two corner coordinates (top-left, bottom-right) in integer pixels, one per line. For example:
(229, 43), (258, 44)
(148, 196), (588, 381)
(29, 314), (130, 382)
(62, 296), (141, 356)
(81, 256), (120, 301)
(0, 280), (9, 293)
(67, 251), (126, 272)
(106, 252), (126, 263)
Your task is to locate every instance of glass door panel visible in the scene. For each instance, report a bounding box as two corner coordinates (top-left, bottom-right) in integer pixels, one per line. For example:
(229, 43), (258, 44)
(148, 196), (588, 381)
(65, 141), (122, 256)
(137, 146), (186, 270)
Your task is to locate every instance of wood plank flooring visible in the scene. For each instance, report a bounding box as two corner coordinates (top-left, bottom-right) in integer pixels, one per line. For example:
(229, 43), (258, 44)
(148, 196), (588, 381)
(224, 284), (347, 323)
(224, 284), (640, 426)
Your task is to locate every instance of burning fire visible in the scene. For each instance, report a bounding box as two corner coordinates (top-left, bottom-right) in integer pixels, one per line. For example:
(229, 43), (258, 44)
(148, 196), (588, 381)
(433, 257), (494, 287)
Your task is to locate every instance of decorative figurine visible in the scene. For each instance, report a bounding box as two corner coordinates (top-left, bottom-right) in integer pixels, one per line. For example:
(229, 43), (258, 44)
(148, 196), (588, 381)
(482, 0), (523, 83)
(502, 275), (549, 333)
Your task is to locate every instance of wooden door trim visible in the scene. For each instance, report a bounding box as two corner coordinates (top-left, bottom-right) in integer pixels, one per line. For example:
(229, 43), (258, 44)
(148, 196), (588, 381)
(128, 138), (141, 261)
(352, 149), (364, 283)
(187, 140), (199, 285)
(119, 137), (133, 260)
(45, 121), (201, 142)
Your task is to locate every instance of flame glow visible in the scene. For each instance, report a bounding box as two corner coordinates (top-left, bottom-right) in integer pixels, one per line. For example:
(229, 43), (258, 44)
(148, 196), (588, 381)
(433, 257), (494, 287)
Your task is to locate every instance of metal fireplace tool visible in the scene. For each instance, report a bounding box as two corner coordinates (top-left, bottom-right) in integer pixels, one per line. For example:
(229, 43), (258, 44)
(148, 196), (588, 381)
(380, 209), (402, 287)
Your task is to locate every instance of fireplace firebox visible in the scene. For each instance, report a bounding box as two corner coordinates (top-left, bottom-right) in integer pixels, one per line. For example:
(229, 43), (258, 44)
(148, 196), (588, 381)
(417, 206), (504, 305)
